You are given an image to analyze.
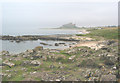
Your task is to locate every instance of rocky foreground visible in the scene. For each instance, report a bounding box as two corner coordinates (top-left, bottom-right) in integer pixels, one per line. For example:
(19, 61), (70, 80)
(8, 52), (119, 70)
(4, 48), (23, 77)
(1, 39), (119, 81)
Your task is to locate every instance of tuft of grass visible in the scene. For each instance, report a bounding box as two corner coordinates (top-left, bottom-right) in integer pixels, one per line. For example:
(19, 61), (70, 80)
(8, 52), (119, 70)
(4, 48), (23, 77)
(80, 59), (99, 68)
(76, 34), (85, 36)
(55, 57), (70, 63)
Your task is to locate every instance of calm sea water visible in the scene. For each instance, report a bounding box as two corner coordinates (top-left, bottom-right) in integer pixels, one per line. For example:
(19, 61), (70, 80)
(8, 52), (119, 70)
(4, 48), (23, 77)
(0, 29), (81, 54)
(0, 40), (76, 54)
(2, 28), (81, 36)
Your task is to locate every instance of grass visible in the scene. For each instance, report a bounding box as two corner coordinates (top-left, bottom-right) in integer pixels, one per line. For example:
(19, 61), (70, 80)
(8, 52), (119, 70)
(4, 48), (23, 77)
(76, 34), (85, 36)
(77, 28), (118, 40)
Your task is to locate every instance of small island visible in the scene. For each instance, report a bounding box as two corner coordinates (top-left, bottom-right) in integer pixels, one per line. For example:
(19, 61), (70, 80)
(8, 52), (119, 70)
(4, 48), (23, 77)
(59, 23), (79, 29)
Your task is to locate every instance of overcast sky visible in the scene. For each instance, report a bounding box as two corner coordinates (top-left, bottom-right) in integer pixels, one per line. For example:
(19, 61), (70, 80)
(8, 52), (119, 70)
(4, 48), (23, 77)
(0, 0), (119, 34)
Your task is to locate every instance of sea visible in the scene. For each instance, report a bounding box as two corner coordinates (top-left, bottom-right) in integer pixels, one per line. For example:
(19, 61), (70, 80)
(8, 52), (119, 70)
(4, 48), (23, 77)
(0, 28), (82, 54)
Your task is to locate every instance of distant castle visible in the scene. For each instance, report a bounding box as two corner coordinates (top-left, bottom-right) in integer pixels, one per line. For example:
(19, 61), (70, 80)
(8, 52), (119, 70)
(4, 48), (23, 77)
(60, 23), (78, 28)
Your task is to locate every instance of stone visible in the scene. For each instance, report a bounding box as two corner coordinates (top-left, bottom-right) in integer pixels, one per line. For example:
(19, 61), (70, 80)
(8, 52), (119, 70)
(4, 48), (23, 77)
(88, 77), (99, 81)
(30, 57), (34, 60)
(113, 66), (117, 70)
(15, 40), (20, 43)
(107, 40), (115, 45)
(31, 60), (41, 66)
(40, 42), (48, 45)
(85, 72), (92, 78)
(107, 54), (114, 57)
(101, 47), (108, 50)
(49, 65), (55, 69)
(2, 51), (9, 56)
(34, 54), (42, 59)
(58, 43), (65, 44)
(56, 79), (61, 81)
(69, 55), (76, 60)
(81, 59), (99, 68)
(23, 54), (30, 58)
(22, 61), (31, 66)
(26, 49), (35, 53)
(7, 74), (12, 78)
(3, 61), (15, 68)
(104, 59), (114, 66)
(55, 43), (59, 46)
(10, 40), (14, 42)
(34, 46), (43, 51)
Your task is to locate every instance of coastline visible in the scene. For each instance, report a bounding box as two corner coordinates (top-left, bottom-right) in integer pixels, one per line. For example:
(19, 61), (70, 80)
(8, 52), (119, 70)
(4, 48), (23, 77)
(1, 27), (119, 81)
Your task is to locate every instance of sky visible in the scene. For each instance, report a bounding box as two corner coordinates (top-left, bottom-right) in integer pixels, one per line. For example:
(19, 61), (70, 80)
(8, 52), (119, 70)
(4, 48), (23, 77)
(0, 0), (119, 34)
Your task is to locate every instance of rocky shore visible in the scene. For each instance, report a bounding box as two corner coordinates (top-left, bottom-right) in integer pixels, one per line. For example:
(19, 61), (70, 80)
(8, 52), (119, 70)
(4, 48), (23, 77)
(0, 35), (80, 43)
(1, 39), (119, 81)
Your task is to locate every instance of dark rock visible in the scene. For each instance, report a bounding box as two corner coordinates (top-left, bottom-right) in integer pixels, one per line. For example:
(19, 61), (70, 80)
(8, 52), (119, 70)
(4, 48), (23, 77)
(101, 47), (108, 50)
(55, 43), (59, 46)
(107, 40), (116, 45)
(58, 43), (65, 44)
(10, 40), (14, 42)
(15, 40), (21, 43)
(40, 42), (48, 45)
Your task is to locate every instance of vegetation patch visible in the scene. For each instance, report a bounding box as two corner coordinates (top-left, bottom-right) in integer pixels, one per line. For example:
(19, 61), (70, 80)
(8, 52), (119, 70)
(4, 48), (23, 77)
(86, 28), (118, 39)
(77, 28), (118, 39)
(80, 59), (99, 68)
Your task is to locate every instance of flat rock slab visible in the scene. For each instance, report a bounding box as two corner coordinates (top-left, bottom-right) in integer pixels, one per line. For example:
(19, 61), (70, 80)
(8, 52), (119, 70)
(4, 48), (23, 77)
(100, 74), (116, 81)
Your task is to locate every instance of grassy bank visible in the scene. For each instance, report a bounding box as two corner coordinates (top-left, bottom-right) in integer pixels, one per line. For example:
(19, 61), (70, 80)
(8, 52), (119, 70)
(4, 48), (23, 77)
(77, 27), (118, 40)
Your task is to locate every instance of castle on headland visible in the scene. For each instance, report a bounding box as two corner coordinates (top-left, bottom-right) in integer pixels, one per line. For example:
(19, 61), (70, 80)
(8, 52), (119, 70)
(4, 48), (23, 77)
(60, 23), (79, 28)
